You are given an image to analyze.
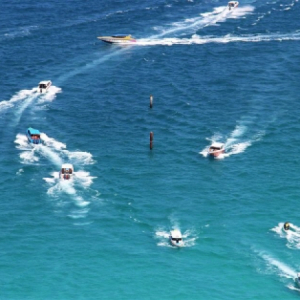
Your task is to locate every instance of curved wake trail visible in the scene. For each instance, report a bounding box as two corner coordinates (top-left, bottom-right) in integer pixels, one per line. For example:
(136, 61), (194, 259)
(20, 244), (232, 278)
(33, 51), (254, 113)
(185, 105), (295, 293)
(56, 49), (125, 85)
(150, 5), (254, 39)
(0, 88), (37, 113)
(0, 86), (62, 128)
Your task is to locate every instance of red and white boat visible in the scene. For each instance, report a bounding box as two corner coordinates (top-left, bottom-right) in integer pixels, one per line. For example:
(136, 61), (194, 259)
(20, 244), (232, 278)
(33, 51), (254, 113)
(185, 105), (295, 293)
(208, 142), (225, 158)
(59, 164), (74, 180)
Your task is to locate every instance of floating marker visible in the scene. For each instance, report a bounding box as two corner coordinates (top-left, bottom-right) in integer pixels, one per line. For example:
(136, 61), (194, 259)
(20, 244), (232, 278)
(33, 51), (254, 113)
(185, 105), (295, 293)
(150, 132), (154, 150)
(150, 95), (153, 108)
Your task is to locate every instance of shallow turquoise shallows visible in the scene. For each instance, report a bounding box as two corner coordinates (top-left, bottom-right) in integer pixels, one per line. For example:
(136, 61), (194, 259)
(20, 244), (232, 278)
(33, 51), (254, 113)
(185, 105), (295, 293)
(1, 0), (300, 299)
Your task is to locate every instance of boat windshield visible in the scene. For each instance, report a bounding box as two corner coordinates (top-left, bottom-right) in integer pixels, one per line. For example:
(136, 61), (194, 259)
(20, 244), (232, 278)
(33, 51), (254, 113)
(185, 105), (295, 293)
(172, 238), (182, 241)
(39, 84), (47, 88)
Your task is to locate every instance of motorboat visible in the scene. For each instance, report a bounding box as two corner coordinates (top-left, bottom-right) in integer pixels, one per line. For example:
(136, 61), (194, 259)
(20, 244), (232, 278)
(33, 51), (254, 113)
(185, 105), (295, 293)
(26, 127), (42, 144)
(295, 273), (300, 287)
(38, 80), (52, 93)
(208, 142), (225, 158)
(97, 34), (136, 44)
(169, 229), (184, 247)
(228, 1), (239, 10)
(59, 164), (74, 180)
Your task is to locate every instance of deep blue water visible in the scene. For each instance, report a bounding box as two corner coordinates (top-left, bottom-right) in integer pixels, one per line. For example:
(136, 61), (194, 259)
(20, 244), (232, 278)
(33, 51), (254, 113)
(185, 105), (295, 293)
(1, 0), (300, 298)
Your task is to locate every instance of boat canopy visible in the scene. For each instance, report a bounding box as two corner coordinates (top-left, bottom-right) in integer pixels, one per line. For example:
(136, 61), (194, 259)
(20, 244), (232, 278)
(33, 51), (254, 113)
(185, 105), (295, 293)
(28, 127), (41, 135)
(38, 80), (51, 88)
(111, 34), (130, 38)
(171, 230), (182, 239)
(210, 142), (224, 149)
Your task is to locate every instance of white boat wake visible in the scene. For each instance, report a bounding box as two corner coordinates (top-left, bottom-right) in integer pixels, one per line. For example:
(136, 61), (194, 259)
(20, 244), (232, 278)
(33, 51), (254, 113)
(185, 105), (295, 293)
(150, 5), (254, 39)
(0, 88), (37, 112)
(272, 222), (300, 250)
(255, 249), (297, 289)
(0, 85), (62, 128)
(260, 252), (296, 279)
(136, 31), (300, 46)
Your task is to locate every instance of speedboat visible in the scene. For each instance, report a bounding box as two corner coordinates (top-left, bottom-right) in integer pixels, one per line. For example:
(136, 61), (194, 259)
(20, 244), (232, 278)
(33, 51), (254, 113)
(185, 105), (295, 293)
(97, 34), (136, 44)
(295, 273), (300, 287)
(208, 142), (225, 158)
(38, 80), (52, 93)
(169, 229), (184, 247)
(228, 1), (239, 10)
(59, 164), (74, 180)
(26, 127), (42, 144)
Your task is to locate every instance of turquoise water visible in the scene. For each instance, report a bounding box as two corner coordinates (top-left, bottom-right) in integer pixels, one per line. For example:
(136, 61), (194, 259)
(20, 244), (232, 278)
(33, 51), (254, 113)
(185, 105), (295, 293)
(1, 0), (300, 298)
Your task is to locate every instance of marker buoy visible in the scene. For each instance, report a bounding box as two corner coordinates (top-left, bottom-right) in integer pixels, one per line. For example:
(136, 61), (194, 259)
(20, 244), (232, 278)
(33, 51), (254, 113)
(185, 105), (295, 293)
(150, 95), (153, 108)
(150, 132), (154, 150)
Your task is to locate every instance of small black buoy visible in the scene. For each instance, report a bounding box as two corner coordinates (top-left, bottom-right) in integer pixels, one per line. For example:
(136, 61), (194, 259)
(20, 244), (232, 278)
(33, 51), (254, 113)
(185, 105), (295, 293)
(150, 132), (153, 150)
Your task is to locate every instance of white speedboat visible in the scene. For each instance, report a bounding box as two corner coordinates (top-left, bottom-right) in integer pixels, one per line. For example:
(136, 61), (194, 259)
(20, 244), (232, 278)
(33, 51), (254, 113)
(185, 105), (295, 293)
(208, 142), (225, 158)
(59, 163), (74, 180)
(38, 80), (52, 93)
(228, 1), (239, 10)
(97, 34), (136, 44)
(169, 229), (184, 247)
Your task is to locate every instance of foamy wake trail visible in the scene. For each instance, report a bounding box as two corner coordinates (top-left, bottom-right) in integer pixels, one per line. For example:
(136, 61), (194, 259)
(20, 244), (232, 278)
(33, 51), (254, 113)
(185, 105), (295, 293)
(41, 133), (66, 150)
(0, 88), (37, 112)
(136, 31), (300, 46)
(258, 251), (296, 279)
(150, 5), (254, 39)
(15, 134), (40, 164)
(63, 150), (95, 165)
(46, 178), (90, 210)
(155, 228), (197, 247)
(37, 86), (62, 104)
(272, 223), (300, 249)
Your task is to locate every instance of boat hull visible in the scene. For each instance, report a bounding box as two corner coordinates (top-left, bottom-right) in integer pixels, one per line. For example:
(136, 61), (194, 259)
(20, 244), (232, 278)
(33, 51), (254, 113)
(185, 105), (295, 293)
(27, 136), (42, 144)
(209, 149), (225, 157)
(97, 36), (136, 44)
(170, 239), (184, 247)
(59, 172), (73, 180)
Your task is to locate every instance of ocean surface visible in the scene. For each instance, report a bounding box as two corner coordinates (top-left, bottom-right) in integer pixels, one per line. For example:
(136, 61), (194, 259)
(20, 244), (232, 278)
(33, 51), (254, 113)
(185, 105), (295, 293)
(1, 0), (300, 298)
